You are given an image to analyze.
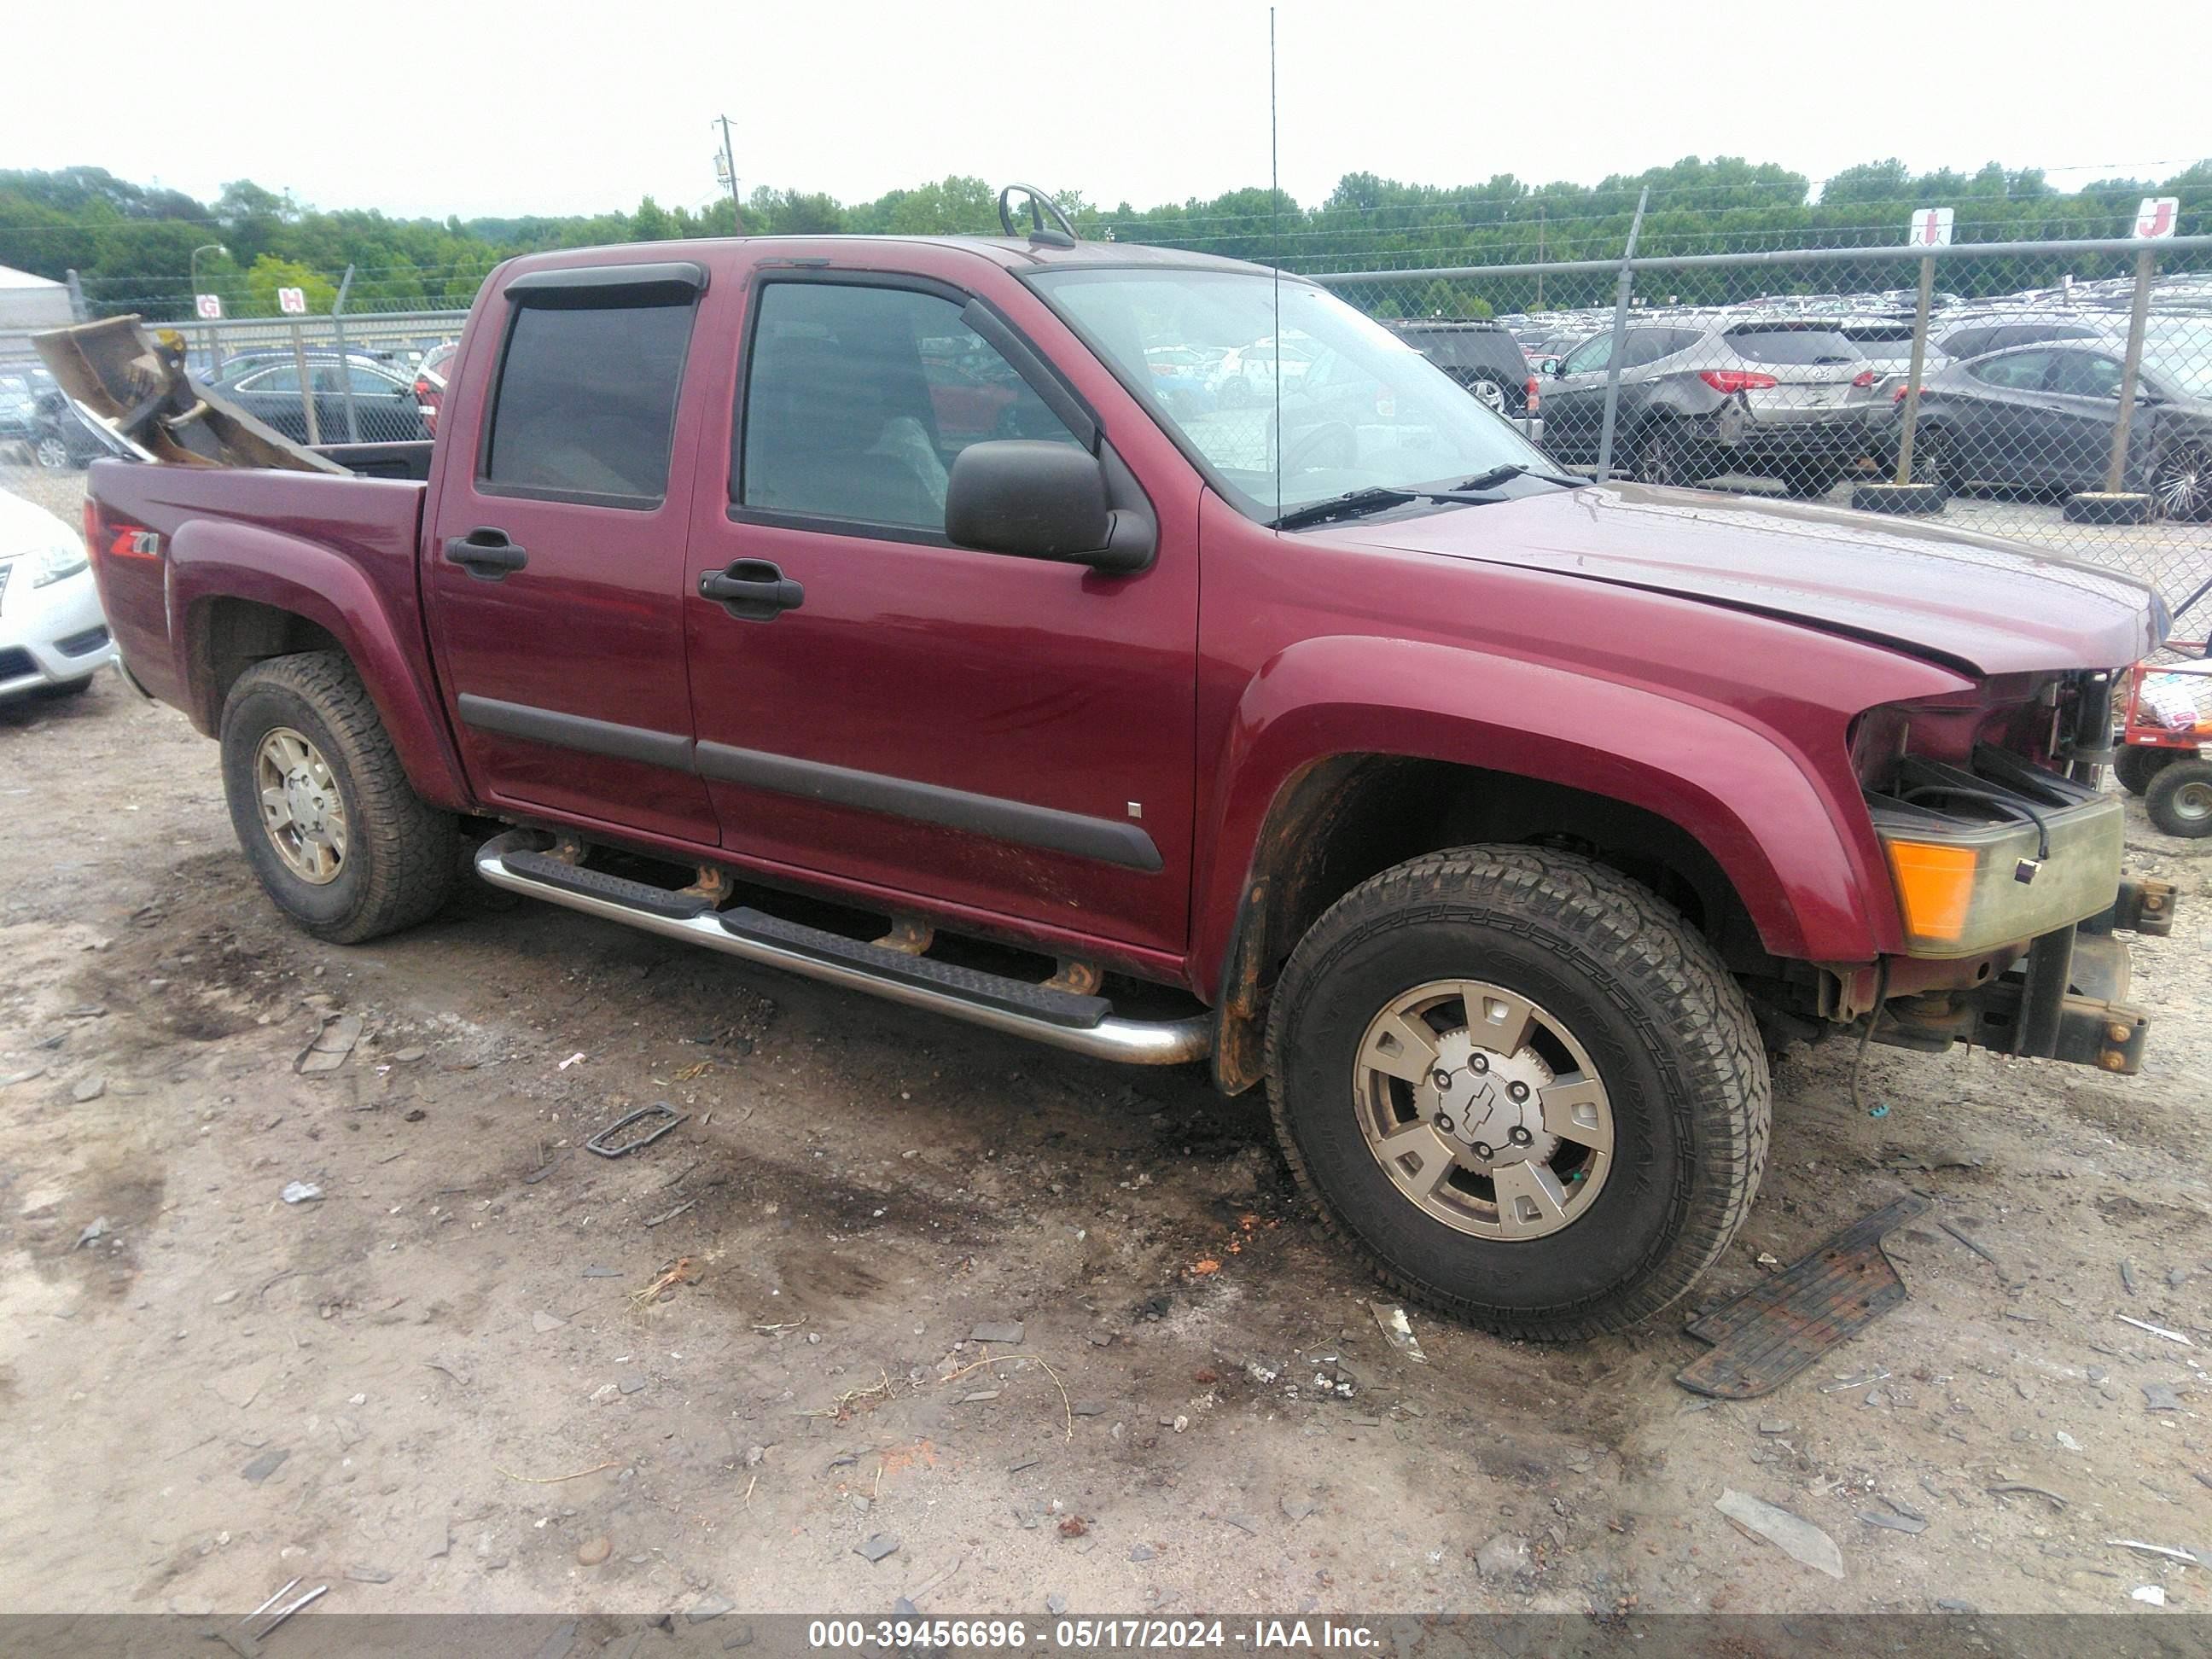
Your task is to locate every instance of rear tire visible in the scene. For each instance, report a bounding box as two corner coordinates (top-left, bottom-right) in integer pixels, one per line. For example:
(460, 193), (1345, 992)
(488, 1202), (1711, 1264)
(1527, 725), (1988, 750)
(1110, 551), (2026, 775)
(1264, 847), (1770, 1341)
(2152, 443), (2212, 522)
(1633, 422), (1702, 488)
(220, 650), (457, 942)
(2114, 745), (2178, 797)
(2145, 758), (2212, 839)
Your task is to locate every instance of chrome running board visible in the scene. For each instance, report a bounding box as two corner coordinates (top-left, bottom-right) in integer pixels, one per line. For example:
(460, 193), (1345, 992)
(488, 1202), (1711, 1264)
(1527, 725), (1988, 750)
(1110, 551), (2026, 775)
(474, 830), (1212, 1066)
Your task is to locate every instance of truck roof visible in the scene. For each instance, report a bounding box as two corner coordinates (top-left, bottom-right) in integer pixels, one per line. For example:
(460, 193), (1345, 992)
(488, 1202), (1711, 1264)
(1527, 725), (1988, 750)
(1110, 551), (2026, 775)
(492, 234), (1284, 282)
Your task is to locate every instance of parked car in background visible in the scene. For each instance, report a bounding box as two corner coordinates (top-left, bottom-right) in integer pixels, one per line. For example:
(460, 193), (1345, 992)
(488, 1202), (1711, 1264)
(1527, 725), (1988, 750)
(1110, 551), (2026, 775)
(207, 355), (431, 444)
(1540, 317), (1879, 494)
(0, 370), (38, 454)
(413, 341), (457, 436)
(1211, 335), (1315, 407)
(1837, 317), (1951, 399)
(1906, 325), (2212, 517)
(1141, 346), (1219, 416)
(1383, 319), (1536, 424)
(0, 488), (113, 699)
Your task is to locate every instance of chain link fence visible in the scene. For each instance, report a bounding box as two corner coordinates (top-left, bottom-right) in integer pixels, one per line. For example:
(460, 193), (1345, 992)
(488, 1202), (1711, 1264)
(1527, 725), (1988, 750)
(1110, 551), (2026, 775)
(1313, 230), (2212, 638)
(8, 224), (2212, 651)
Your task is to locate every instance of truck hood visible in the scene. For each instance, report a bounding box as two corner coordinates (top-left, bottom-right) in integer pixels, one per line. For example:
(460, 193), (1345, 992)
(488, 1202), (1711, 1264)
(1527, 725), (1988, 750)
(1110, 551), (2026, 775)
(1319, 481), (2165, 677)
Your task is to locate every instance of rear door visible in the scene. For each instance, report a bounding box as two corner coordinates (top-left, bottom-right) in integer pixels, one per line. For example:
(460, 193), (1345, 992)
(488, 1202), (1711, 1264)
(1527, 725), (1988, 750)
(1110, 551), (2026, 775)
(1951, 350), (2056, 486)
(422, 259), (719, 844)
(678, 259), (1200, 958)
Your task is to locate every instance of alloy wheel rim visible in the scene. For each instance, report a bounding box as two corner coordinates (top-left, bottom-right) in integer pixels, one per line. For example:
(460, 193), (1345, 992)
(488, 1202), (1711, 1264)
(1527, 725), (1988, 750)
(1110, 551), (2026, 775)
(1353, 979), (1614, 1240)
(254, 727), (349, 885)
(35, 436), (67, 468)
(2154, 450), (2209, 521)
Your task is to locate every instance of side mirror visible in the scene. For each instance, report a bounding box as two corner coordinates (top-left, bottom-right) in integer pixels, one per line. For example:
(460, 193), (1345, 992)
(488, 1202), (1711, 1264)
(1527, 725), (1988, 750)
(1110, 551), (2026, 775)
(945, 440), (1154, 574)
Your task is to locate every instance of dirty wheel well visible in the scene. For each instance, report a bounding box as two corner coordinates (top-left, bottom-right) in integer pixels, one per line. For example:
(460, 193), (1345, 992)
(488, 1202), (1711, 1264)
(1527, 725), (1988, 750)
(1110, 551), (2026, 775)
(192, 599), (346, 731)
(1214, 756), (1767, 1092)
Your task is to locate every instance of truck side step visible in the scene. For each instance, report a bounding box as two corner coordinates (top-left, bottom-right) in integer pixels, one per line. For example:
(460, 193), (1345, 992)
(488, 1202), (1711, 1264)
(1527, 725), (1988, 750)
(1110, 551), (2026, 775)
(474, 830), (1209, 1066)
(719, 908), (1111, 1029)
(500, 849), (710, 920)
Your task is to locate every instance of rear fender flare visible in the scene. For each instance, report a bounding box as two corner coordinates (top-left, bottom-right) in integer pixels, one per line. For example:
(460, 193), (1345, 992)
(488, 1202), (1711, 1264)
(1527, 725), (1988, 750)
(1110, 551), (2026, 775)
(1191, 634), (1900, 1002)
(167, 520), (471, 810)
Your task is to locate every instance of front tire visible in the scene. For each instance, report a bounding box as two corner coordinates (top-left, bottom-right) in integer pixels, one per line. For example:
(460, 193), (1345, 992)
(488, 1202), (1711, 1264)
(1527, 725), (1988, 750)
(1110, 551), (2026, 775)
(220, 651), (457, 942)
(1264, 847), (1770, 1341)
(2145, 758), (2212, 839)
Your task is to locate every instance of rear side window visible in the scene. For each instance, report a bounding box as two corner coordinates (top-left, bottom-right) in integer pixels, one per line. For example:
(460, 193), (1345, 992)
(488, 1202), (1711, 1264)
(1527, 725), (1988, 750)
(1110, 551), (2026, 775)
(1725, 329), (1860, 365)
(483, 299), (696, 506)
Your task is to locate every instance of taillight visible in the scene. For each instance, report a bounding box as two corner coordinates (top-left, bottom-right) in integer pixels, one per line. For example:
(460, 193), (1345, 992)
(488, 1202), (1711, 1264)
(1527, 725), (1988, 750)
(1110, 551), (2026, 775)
(1853, 370), (1877, 388)
(1524, 375), (1540, 414)
(1699, 370), (1778, 394)
(414, 376), (433, 399)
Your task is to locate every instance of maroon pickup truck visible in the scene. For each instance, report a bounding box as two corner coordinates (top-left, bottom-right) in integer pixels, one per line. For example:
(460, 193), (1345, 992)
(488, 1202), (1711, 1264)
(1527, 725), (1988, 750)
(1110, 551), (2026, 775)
(74, 230), (2174, 1341)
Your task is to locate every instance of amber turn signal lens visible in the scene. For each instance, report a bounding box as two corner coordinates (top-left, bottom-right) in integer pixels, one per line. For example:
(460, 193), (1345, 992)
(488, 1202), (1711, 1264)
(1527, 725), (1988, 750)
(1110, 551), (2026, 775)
(1885, 840), (1979, 943)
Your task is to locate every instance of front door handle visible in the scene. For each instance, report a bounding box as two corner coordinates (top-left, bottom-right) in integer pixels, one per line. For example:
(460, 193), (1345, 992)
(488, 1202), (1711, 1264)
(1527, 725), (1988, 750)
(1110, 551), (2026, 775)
(700, 559), (804, 621)
(445, 527), (528, 580)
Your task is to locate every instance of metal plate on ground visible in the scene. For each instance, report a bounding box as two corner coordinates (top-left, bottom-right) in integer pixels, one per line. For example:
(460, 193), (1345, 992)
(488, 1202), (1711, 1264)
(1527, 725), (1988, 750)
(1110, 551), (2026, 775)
(1676, 1194), (1927, 1400)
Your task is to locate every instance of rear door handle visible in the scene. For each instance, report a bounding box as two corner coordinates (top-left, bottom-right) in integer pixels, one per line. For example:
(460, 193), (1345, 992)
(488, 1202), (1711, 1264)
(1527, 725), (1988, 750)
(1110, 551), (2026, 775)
(445, 527), (528, 579)
(700, 559), (804, 620)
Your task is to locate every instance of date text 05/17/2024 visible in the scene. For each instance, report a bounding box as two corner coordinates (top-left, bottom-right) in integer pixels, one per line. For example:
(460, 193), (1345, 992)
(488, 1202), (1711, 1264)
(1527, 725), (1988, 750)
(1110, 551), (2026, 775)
(805, 1620), (1380, 1651)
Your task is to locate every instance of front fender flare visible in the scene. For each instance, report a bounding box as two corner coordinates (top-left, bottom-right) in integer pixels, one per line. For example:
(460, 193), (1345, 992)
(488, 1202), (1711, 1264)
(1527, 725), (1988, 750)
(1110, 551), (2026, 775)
(1191, 634), (1901, 1001)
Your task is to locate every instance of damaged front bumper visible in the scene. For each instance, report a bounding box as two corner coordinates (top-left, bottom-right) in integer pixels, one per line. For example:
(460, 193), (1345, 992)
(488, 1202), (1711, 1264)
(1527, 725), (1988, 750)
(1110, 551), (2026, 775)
(1871, 876), (2175, 1074)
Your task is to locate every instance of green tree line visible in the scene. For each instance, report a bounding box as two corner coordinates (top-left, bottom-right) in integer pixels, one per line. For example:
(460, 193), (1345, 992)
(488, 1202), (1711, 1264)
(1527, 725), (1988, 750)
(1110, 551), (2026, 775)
(2, 156), (2205, 323)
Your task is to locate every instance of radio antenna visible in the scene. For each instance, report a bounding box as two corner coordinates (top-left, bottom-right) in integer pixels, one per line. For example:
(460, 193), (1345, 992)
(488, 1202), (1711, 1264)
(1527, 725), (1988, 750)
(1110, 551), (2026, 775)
(1270, 5), (1281, 525)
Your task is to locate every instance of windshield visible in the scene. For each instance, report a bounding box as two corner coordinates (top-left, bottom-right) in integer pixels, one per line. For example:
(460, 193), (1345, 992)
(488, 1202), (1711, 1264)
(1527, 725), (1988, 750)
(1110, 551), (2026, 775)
(1029, 268), (1550, 522)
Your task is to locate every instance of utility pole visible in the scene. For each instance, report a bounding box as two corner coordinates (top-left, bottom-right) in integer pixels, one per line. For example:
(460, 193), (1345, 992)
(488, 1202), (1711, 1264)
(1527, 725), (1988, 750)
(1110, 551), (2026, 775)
(713, 115), (744, 234)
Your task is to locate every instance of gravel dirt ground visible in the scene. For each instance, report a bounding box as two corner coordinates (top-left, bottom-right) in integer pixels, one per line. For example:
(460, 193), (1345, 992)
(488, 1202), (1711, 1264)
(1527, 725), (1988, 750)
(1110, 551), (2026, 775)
(2, 673), (2209, 1623)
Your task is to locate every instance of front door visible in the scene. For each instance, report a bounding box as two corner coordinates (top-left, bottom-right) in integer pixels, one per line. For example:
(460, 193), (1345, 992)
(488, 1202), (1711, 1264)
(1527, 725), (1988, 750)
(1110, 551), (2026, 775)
(681, 269), (1199, 958)
(422, 265), (719, 844)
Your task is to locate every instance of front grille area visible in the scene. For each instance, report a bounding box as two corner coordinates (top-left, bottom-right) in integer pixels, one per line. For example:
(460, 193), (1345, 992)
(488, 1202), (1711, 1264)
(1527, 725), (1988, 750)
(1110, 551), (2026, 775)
(54, 626), (109, 658)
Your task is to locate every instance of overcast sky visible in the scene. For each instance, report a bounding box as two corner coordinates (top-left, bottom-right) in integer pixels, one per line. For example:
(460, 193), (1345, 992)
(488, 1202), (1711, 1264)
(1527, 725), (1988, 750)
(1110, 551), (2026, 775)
(7, 0), (2207, 221)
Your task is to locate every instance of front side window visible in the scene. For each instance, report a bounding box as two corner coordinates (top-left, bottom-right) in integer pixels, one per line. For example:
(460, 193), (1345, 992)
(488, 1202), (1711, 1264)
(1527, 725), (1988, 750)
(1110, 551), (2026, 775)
(1561, 335), (1614, 375)
(738, 282), (1078, 534)
(1032, 268), (1550, 521)
(483, 297), (696, 505)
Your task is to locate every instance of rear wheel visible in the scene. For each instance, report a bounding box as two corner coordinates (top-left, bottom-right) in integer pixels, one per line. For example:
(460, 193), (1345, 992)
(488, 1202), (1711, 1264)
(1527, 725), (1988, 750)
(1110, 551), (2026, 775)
(2145, 758), (2212, 838)
(220, 650), (457, 942)
(1906, 426), (1957, 492)
(1264, 847), (1770, 1341)
(1633, 422), (1701, 488)
(2114, 744), (2179, 797)
(32, 433), (73, 470)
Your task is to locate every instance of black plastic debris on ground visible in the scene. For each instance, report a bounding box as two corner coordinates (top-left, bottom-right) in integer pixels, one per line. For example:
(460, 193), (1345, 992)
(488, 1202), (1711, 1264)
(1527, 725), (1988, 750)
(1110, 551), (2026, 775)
(1675, 1193), (1928, 1400)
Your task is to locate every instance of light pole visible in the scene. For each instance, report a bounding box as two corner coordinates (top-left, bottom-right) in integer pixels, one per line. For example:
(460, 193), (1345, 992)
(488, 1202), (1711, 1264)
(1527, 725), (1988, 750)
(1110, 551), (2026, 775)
(190, 243), (229, 375)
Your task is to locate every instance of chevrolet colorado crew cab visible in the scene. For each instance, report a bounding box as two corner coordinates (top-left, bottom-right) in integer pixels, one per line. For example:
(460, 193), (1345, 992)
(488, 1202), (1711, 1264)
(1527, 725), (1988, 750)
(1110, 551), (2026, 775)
(70, 226), (2175, 1341)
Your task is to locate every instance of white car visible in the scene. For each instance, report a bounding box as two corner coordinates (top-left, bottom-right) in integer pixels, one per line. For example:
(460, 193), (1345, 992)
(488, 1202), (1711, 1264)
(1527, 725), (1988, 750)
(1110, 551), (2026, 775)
(0, 490), (114, 700)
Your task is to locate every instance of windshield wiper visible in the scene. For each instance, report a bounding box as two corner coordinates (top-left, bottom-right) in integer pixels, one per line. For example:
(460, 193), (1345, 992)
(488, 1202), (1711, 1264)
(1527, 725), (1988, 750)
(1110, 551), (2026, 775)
(1447, 462), (1587, 492)
(1271, 487), (1418, 530)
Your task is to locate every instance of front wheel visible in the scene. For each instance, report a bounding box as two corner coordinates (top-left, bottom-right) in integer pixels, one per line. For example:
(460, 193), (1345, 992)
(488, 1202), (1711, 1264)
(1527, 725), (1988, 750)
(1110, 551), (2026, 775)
(1265, 847), (1770, 1341)
(2145, 758), (2212, 839)
(220, 650), (457, 942)
(2152, 444), (2212, 522)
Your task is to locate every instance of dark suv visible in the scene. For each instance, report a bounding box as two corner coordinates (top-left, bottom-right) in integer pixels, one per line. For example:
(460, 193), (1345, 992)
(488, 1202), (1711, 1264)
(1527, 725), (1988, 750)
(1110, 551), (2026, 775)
(1384, 319), (1534, 422)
